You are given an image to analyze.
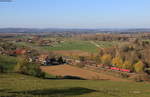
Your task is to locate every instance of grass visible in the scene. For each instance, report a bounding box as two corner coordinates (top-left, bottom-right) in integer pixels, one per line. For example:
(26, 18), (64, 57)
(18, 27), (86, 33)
(15, 42), (37, 48)
(44, 73), (57, 79)
(95, 41), (119, 48)
(15, 40), (99, 53)
(43, 40), (99, 53)
(0, 73), (150, 97)
(15, 40), (122, 53)
(0, 55), (17, 72)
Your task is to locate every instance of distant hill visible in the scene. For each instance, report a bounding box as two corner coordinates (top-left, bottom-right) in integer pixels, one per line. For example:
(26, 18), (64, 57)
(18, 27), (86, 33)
(0, 28), (150, 34)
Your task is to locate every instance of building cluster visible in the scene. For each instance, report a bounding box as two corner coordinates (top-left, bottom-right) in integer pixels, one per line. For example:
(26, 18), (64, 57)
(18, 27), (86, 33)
(15, 37), (65, 46)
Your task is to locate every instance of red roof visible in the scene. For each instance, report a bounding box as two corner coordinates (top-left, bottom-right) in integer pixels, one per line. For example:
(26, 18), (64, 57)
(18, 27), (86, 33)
(15, 49), (26, 55)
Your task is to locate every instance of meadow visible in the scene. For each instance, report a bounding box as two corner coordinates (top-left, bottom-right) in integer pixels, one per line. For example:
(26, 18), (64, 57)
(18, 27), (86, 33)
(15, 40), (119, 53)
(0, 73), (150, 97)
(0, 55), (17, 72)
(42, 40), (99, 53)
(95, 41), (120, 48)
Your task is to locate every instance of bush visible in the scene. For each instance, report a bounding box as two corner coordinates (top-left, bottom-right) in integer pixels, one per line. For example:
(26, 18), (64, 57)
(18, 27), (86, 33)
(120, 44), (130, 52)
(14, 56), (45, 78)
(134, 61), (145, 73)
(79, 56), (86, 62)
(112, 56), (123, 68)
(0, 65), (5, 73)
(58, 56), (65, 64)
(123, 60), (133, 70)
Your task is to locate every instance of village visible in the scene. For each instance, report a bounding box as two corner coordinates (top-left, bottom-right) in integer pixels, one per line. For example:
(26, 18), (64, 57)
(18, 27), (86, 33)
(0, 39), (132, 77)
(15, 35), (65, 46)
(1, 33), (150, 83)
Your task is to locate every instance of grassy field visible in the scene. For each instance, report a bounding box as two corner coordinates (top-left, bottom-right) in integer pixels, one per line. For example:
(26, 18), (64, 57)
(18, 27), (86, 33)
(0, 73), (150, 97)
(0, 55), (17, 72)
(17, 40), (122, 53)
(15, 40), (99, 53)
(95, 41), (119, 48)
(43, 40), (99, 53)
(15, 40), (121, 54)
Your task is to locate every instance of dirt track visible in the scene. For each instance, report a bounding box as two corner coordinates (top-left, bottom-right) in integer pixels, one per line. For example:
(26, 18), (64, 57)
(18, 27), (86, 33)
(90, 41), (101, 48)
(41, 64), (128, 81)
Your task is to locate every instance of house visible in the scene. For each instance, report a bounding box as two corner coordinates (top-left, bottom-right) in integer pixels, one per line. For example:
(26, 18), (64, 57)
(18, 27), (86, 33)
(7, 49), (27, 56)
(15, 49), (26, 55)
(38, 54), (49, 64)
(38, 54), (66, 66)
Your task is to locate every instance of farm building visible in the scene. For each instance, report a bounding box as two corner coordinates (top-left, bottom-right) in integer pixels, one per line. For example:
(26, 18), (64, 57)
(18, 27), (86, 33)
(38, 54), (66, 66)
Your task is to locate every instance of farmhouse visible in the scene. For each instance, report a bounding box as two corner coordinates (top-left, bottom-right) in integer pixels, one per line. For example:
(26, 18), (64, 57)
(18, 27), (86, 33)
(38, 54), (66, 66)
(38, 54), (49, 64)
(15, 49), (26, 55)
(6, 49), (27, 56)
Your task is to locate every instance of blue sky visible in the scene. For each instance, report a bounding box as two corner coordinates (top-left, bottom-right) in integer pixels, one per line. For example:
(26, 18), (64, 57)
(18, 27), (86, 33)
(0, 0), (150, 28)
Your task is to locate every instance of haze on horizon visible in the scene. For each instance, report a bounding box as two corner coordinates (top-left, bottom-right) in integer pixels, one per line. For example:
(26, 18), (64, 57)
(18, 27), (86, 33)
(0, 0), (150, 28)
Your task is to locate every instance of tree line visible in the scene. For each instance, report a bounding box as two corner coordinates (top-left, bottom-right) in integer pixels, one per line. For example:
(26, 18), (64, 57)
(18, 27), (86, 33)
(98, 39), (150, 73)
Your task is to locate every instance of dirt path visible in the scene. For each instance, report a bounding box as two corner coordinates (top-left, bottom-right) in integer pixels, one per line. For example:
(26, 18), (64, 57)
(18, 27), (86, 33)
(41, 64), (128, 81)
(90, 41), (101, 48)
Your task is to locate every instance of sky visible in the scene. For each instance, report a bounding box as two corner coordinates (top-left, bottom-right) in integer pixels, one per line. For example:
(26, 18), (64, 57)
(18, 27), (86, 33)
(0, 0), (150, 28)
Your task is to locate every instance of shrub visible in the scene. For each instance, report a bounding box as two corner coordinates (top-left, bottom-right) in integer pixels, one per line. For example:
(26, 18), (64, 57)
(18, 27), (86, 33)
(134, 61), (145, 73)
(58, 56), (65, 64)
(0, 65), (5, 73)
(112, 56), (123, 68)
(14, 56), (45, 78)
(120, 44), (130, 52)
(123, 60), (133, 70)
(79, 56), (86, 62)
(14, 56), (28, 73)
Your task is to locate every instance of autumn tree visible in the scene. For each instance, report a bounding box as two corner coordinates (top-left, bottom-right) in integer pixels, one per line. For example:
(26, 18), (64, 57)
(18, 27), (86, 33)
(123, 60), (133, 70)
(14, 56), (28, 73)
(14, 56), (45, 78)
(112, 56), (123, 68)
(101, 54), (112, 66)
(134, 61), (145, 73)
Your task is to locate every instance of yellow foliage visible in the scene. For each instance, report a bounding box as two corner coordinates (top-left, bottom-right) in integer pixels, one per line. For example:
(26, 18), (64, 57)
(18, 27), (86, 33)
(101, 54), (112, 65)
(123, 60), (132, 69)
(14, 56), (28, 73)
(134, 61), (145, 73)
(112, 57), (123, 68)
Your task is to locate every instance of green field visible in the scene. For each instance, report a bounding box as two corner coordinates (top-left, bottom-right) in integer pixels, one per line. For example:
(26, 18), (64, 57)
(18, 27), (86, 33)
(16, 40), (120, 54)
(16, 40), (99, 53)
(95, 41), (119, 48)
(0, 73), (150, 97)
(0, 55), (17, 72)
(43, 40), (99, 53)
